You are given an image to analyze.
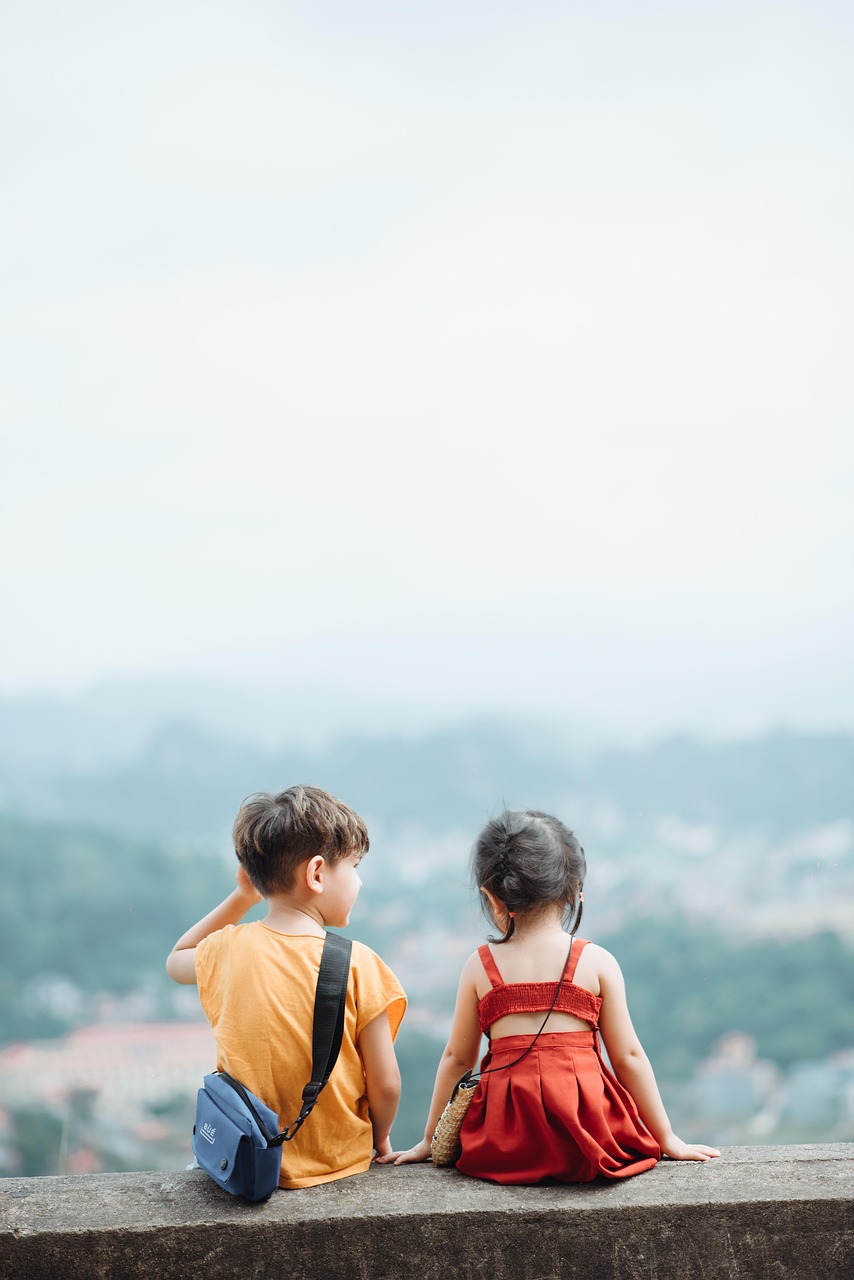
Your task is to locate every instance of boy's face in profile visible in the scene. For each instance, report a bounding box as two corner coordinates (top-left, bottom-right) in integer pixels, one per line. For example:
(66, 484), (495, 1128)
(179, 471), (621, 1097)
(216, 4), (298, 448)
(318, 850), (364, 928)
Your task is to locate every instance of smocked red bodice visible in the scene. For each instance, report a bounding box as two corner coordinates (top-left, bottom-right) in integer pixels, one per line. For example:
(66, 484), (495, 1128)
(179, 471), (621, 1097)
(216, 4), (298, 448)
(476, 939), (602, 1034)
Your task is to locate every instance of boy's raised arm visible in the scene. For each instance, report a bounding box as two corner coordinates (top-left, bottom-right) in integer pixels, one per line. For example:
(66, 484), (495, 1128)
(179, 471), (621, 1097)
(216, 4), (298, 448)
(166, 866), (262, 985)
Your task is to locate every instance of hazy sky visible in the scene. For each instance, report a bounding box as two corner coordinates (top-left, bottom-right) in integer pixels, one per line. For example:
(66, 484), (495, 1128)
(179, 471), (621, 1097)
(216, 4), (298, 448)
(3, 1), (852, 739)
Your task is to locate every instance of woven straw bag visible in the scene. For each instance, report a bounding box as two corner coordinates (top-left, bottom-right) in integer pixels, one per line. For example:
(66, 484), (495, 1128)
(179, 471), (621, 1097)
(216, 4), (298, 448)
(431, 1071), (478, 1166)
(430, 938), (577, 1167)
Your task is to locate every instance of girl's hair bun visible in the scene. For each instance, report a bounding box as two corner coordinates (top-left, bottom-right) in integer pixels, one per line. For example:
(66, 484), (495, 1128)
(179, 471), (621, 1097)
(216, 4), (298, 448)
(472, 809), (586, 943)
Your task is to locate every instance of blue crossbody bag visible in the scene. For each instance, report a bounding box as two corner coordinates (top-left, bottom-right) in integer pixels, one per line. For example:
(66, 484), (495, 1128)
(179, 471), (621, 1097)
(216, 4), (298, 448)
(192, 931), (352, 1201)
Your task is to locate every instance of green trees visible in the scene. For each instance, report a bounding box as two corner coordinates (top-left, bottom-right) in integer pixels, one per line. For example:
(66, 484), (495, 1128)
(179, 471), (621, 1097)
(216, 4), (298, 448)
(0, 816), (221, 1040)
(602, 922), (854, 1079)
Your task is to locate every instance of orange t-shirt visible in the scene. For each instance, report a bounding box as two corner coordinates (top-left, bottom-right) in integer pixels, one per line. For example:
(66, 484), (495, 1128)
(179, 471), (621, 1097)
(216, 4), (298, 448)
(195, 923), (406, 1188)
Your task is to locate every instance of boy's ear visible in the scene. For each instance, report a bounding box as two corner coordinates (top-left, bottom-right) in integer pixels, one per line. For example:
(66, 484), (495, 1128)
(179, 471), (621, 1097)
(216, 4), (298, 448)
(304, 855), (325, 895)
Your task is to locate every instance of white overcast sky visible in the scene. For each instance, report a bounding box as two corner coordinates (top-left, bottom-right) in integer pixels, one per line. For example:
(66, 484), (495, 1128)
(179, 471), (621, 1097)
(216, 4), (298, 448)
(2, 0), (852, 740)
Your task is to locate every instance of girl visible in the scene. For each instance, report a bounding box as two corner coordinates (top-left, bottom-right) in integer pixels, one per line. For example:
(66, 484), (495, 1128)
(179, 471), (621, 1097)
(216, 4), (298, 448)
(380, 809), (719, 1182)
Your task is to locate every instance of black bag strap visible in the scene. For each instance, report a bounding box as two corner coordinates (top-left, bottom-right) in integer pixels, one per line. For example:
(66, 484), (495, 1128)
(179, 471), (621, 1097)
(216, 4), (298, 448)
(292, 931), (351, 1135)
(218, 930), (352, 1147)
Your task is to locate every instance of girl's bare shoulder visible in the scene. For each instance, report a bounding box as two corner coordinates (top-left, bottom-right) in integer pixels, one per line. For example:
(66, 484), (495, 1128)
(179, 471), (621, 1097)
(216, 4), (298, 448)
(574, 941), (623, 991)
(459, 947), (489, 983)
(579, 940), (616, 962)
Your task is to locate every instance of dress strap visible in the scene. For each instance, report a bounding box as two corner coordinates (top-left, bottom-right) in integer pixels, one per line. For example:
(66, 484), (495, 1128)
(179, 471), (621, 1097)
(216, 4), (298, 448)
(564, 937), (588, 984)
(478, 944), (504, 989)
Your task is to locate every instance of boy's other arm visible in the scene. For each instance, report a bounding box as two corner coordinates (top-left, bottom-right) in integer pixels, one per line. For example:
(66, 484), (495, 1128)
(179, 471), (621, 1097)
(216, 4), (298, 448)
(377, 951), (482, 1164)
(357, 1010), (401, 1158)
(165, 866), (262, 985)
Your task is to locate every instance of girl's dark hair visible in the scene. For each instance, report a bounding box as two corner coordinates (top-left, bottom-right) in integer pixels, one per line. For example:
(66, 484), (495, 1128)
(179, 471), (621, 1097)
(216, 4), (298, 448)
(472, 809), (586, 943)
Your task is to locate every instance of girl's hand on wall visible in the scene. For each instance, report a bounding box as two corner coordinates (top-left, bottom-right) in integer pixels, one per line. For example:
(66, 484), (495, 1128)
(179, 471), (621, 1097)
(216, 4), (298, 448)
(661, 1133), (721, 1161)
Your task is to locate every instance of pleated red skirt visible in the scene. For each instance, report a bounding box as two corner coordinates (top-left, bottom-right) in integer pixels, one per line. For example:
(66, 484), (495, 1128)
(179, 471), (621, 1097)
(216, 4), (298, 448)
(456, 1030), (660, 1184)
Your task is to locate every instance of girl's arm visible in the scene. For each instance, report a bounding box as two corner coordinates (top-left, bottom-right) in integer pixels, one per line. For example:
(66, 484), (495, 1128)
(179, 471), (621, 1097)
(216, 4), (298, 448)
(377, 951), (484, 1164)
(358, 1011), (402, 1158)
(596, 947), (720, 1162)
(165, 866), (263, 985)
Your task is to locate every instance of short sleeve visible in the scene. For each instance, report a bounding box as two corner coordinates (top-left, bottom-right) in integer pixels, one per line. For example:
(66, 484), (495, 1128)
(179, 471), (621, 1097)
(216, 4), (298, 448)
(195, 926), (232, 1026)
(350, 941), (407, 1040)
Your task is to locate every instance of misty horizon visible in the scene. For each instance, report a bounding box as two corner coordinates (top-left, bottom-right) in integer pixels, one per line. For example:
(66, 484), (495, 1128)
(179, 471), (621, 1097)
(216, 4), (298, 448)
(3, 2), (852, 750)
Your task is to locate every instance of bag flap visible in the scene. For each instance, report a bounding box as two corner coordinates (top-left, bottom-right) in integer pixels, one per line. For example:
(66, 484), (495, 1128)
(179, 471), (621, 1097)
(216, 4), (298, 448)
(200, 1072), (279, 1144)
(193, 1086), (283, 1199)
(193, 1087), (250, 1188)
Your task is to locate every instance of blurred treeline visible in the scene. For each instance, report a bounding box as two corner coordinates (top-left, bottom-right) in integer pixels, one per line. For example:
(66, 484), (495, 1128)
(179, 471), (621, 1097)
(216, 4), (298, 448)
(2, 713), (851, 841)
(2, 808), (853, 1083)
(1, 709), (852, 1089)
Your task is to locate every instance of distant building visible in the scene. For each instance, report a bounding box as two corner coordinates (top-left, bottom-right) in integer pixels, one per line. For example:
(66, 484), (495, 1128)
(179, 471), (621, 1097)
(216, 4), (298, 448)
(780, 1051), (854, 1128)
(694, 1033), (778, 1121)
(0, 1023), (216, 1124)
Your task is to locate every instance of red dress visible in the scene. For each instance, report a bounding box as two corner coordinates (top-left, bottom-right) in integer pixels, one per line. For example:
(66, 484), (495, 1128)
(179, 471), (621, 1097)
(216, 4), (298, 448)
(455, 939), (660, 1184)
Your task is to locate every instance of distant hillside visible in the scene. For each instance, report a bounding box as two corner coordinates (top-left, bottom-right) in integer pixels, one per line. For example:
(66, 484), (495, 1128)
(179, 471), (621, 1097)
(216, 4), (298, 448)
(0, 815), (220, 1043)
(2, 691), (852, 1175)
(0, 679), (509, 772)
(0, 712), (851, 844)
(2, 809), (852, 1086)
(589, 731), (854, 833)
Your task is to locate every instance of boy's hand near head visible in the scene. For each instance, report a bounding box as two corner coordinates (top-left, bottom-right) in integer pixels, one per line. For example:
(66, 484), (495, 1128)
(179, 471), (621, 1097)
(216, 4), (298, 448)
(166, 864), (262, 985)
(236, 863), (263, 906)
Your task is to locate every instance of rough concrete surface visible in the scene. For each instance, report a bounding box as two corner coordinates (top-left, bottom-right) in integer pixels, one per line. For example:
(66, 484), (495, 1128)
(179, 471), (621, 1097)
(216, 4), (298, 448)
(1, 1144), (852, 1279)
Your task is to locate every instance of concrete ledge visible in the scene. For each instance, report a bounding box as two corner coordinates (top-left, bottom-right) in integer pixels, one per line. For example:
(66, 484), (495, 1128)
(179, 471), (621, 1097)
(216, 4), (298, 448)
(2, 1145), (853, 1279)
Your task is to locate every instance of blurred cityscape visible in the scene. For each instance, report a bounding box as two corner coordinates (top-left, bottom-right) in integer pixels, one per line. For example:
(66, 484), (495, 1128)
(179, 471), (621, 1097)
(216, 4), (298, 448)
(3, 1023), (852, 1178)
(1, 685), (852, 1175)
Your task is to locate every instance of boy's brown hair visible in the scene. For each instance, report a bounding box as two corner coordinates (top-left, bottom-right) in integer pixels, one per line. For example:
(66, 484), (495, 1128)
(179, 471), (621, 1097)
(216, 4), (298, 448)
(233, 784), (369, 896)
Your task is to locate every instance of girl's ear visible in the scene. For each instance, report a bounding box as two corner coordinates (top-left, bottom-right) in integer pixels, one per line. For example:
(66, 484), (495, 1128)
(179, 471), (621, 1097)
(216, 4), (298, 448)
(304, 855), (325, 895)
(481, 886), (506, 921)
(482, 886), (515, 942)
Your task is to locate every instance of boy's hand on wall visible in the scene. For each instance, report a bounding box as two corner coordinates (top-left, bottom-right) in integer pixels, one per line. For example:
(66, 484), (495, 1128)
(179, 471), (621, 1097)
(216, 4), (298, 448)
(375, 1139), (432, 1165)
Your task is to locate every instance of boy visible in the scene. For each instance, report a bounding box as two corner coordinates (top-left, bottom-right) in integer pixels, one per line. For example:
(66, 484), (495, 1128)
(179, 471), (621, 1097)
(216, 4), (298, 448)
(166, 784), (406, 1188)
